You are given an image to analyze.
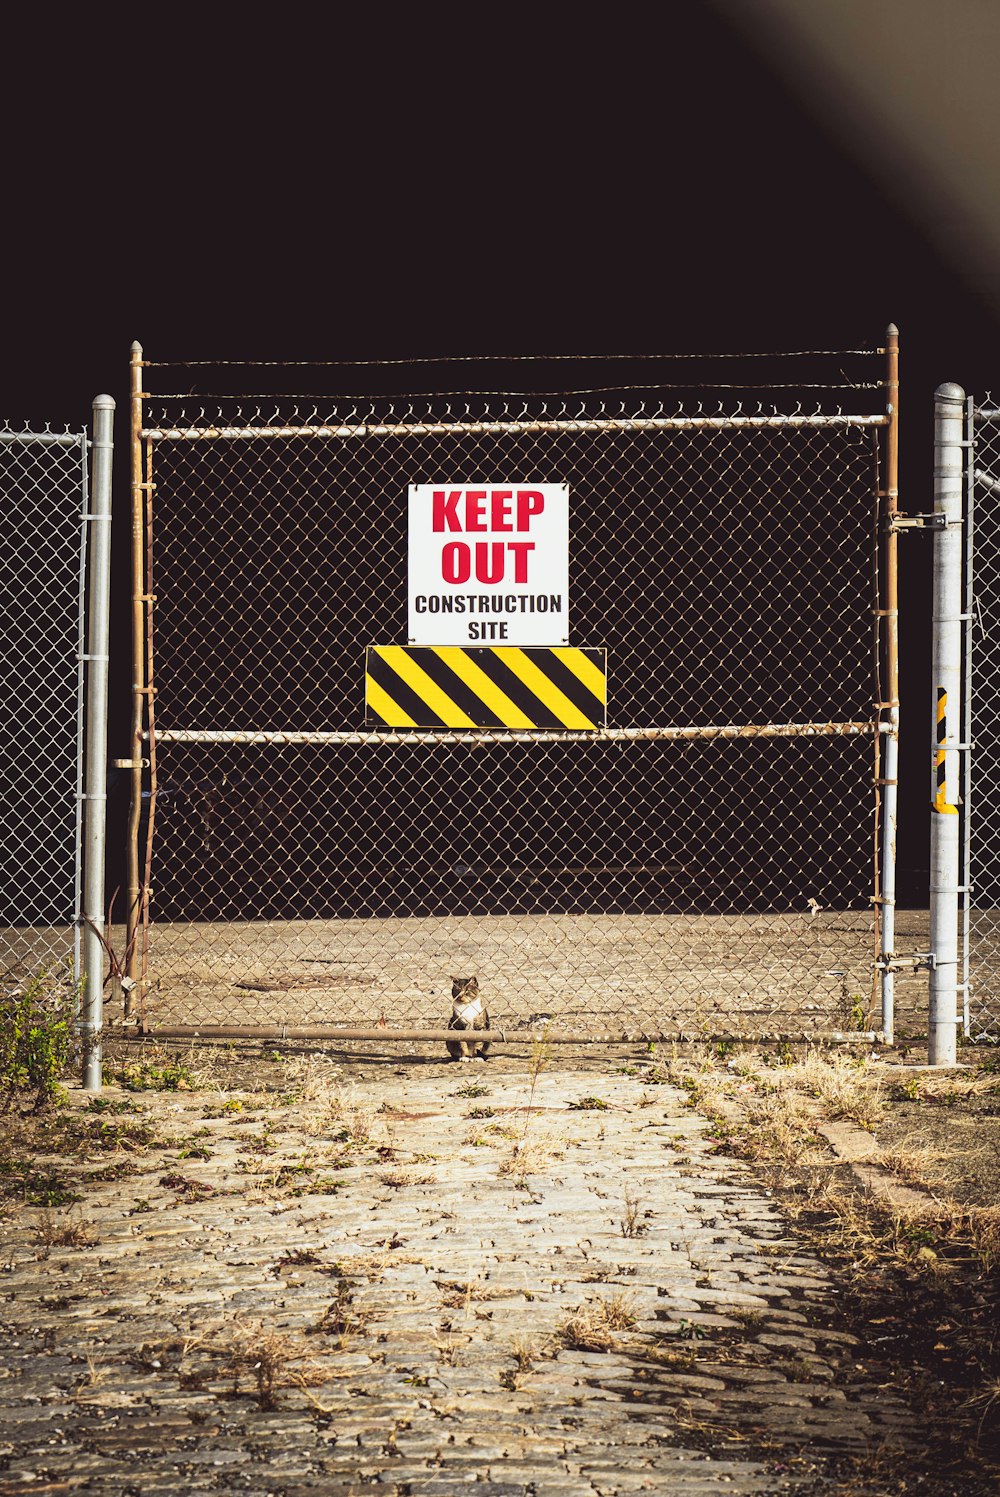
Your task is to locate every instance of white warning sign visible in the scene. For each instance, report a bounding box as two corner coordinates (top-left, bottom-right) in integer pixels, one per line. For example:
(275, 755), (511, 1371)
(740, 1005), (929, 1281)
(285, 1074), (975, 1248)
(408, 484), (569, 646)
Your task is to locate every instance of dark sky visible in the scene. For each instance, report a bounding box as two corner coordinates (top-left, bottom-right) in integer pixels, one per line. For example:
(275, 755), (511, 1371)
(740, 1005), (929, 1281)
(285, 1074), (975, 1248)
(3, 4), (994, 407)
(5, 4), (997, 901)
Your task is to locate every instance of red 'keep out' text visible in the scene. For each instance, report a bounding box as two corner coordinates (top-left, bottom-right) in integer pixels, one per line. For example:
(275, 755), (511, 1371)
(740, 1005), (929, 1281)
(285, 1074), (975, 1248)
(433, 489), (544, 586)
(432, 489), (544, 533)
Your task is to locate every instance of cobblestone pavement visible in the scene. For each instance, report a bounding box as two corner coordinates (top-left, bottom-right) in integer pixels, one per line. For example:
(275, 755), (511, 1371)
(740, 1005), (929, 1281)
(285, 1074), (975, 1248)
(0, 1057), (923, 1495)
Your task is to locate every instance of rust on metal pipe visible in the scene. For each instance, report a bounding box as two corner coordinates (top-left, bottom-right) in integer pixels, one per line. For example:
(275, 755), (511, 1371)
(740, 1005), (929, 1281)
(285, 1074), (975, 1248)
(876, 325), (901, 1044)
(124, 342), (145, 1015)
(884, 326), (900, 699)
(139, 436), (157, 1021)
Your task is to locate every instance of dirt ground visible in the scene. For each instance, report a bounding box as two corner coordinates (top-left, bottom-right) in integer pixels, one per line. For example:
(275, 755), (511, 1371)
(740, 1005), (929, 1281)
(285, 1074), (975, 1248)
(871, 1059), (1000, 1208)
(0, 908), (938, 1041)
(0, 1038), (998, 1495)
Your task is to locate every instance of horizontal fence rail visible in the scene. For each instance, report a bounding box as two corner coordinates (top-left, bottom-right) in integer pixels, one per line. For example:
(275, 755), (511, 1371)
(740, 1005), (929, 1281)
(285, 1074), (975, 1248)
(143, 414), (889, 441)
(152, 722), (879, 747)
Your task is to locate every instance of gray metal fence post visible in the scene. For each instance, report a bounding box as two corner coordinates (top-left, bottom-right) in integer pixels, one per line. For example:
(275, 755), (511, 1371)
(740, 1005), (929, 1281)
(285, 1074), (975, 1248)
(930, 383), (965, 1065)
(80, 395), (114, 1090)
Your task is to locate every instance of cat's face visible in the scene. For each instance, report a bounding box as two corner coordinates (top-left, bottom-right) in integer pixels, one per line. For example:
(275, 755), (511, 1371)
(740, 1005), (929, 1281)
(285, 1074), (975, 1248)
(452, 976), (479, 1000)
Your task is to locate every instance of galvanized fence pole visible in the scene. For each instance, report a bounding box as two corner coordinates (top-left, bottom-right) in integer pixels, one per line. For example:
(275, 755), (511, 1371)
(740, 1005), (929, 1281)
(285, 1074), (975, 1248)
(929, 383), (966, 1065)
(80, 396), (114, 1089)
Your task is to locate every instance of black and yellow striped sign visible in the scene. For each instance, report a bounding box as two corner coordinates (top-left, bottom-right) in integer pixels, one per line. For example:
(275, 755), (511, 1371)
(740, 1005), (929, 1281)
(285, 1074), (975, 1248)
(365, 646), (607, 730)
(933, 686), (958, 815)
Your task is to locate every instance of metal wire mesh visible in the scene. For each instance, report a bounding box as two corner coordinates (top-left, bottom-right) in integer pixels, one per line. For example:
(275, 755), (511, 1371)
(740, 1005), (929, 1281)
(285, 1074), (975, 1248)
(966, 404), (1000, 1040)
(0, 426), (87, 989)
(136, 386), (885, 1039)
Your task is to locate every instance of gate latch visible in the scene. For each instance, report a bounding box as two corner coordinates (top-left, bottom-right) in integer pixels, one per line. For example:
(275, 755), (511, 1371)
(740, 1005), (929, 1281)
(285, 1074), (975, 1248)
(877, 951), (936, 972)
(887, 513), (947, 533)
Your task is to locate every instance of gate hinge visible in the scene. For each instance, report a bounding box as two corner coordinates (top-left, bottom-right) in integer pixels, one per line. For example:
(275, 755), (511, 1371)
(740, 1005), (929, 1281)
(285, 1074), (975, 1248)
(877, 951), (936, 972)
(886, 513), (947, 533)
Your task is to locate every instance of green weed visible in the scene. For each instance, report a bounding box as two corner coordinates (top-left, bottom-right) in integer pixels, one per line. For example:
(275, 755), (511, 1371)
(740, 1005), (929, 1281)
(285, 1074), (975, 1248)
(0, 975), (74, 1111)
(0, 1159), (81, 1207)
(106, 1059), (195, 1092)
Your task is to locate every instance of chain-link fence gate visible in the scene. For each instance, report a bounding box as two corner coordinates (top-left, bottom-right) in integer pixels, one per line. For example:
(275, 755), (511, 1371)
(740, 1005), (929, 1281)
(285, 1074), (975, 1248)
(1, 425), (89, 992)
(123, 341), (902, 1044)
(1, 406), (114, 1083)
(0, 406), (113, 1085)
(948, 389), (1000, 1044)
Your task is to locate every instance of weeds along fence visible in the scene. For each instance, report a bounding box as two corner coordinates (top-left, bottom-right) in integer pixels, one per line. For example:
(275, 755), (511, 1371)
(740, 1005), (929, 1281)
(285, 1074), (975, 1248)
(123, 341), (900, 1045)
(0, 406), (113, 1085)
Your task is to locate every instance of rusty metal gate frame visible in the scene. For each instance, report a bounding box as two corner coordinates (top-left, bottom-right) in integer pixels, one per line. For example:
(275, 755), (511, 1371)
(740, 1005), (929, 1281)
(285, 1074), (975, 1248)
(119, 336), (900, 1047)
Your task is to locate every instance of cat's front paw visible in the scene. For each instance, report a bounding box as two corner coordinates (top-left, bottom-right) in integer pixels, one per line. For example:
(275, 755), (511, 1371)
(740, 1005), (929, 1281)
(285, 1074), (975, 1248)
(459, 1055), (472, 1063)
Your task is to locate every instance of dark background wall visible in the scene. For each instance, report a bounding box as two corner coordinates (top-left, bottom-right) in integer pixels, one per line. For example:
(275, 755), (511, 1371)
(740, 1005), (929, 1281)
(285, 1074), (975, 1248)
(3, 2), (999, 907)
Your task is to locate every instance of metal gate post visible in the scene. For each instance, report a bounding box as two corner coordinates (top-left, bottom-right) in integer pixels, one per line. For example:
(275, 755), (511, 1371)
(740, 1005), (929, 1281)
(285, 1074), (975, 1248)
(80, 396), (114, 1089)
(124, 342), (144, 1018)
(929, 383), (966, 1065)
(878, 326), (900, 1043)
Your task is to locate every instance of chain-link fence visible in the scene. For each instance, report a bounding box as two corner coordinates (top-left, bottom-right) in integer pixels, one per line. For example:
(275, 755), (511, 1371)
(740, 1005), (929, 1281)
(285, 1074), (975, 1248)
(0, 425), (89, 990)
(964, 400), (1000, 1040)
(129, 352), (895, 1041)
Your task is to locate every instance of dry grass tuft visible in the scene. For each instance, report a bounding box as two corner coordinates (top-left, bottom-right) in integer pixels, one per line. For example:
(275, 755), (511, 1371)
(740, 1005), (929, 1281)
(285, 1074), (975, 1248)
(34, 1210), (97, 1251)
(960, 1205), (1000, 1271)
(794, 1050), (885, 1129)
(310, 1285), (371, 1348)
(876, 1142), (952, 1191)
(509, 1334), (549, 1371)
(328, 1247), (414, 1281)
(730, 1090), (827, 1170)
(212, 1321), (331, 1407)
(72, 1354), (111, 1398)
(560, 1293), (637, 1352)
(378, 1169), (434, 1189)
(620, 1185), (649, 1238)
(438, 1278), (514, 1310)
(497, 1137), (564, 1179)
(153, 1318), (334, 1408)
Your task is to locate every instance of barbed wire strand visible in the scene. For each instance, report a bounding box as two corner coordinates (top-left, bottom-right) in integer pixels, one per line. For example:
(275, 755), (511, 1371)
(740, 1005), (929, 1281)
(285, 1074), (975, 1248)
(144, 348), (882, 369)
(145, 382), (883, 402)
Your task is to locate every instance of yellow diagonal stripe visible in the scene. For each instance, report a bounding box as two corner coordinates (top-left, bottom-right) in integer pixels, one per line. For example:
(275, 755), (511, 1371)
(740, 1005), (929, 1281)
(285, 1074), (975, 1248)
(431, 647), (537, 729)
(499, 647), (596, 729)
(550, 647), (606, 703)
(375, 646), (476, 728)
(365, 674), (416, 727)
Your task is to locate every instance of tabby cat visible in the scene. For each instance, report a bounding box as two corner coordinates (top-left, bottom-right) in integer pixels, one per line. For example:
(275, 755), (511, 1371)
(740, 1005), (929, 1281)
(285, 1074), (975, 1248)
(446, 976), (491, 1061)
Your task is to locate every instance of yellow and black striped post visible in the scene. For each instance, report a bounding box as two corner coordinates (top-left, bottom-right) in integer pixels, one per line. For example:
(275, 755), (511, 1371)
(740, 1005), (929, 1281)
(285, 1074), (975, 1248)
(365, 646), (607, 730)
(933, 686), (958, 815)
